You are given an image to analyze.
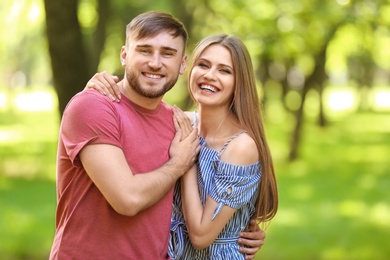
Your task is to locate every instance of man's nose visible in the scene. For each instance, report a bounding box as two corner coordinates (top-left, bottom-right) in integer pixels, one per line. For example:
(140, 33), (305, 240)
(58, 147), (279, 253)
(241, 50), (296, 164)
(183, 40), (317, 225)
(148, 53), (162, 69)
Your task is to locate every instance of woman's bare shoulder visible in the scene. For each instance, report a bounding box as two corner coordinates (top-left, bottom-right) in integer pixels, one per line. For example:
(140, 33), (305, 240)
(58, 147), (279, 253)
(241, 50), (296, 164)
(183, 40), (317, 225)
(221, 133), (259, 165)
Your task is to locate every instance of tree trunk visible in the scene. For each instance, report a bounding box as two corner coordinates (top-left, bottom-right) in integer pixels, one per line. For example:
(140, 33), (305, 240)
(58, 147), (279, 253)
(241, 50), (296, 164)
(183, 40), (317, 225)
(44, 0), (91, 117)
(288, 20), (345, 160)
(90, 0), (111, 73)
(289, 47), (327, 161)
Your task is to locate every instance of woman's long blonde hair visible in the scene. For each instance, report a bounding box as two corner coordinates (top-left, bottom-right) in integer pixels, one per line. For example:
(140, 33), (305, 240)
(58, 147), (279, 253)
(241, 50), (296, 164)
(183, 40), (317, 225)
(188, 34), (278, 225)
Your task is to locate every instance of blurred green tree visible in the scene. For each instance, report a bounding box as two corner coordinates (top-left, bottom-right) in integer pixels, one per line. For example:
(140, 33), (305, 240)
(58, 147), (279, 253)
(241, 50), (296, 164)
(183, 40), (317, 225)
(39, 0), (390, 159)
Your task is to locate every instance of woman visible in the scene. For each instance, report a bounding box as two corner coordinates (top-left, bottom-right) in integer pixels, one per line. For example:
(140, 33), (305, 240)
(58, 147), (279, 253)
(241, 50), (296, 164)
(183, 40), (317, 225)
(87, 34), (278, 259)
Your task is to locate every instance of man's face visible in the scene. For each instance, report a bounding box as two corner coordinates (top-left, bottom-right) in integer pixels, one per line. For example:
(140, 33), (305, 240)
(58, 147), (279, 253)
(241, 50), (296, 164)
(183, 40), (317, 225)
(121, 31), (187, 99)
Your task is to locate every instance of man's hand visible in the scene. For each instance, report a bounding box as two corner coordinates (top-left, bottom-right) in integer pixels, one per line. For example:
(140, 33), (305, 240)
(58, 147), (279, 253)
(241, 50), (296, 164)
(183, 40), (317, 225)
(85, 71), (121, 102)
(238, 219), (266, 259)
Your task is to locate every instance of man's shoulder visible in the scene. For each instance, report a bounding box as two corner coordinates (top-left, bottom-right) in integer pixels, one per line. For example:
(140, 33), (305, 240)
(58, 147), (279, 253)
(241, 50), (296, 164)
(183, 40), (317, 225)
(63, 90), (116, 122)
(66, 90), (112, 110)
(72, 89), (109, 102)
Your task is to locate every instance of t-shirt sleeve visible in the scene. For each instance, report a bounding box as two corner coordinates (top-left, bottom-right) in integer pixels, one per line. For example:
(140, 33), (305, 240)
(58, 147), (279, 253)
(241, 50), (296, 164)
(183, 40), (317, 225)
(60, 90), (122, 167)
(209, 162), (261, 220)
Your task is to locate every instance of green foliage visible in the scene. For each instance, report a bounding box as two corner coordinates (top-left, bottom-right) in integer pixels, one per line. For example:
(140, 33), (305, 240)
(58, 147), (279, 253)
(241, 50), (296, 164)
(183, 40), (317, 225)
(0, 0), (50, 89)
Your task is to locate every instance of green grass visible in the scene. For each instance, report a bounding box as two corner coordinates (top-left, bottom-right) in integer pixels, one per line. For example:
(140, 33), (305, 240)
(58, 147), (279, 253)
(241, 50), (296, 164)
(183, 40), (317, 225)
(258, 112), (390, 260)
(0, 109), (59, 259)
(0, 105), (389, 259)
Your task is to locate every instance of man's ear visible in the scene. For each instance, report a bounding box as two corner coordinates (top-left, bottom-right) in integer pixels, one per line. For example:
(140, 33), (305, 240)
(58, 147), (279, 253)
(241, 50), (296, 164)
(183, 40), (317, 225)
(179, 54), (187, 75)
(120, 46), (127, 67)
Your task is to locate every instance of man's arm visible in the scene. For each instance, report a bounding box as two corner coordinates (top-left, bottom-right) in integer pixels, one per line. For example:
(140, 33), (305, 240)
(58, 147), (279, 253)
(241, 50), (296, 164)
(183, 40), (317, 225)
(238, 220), (266, 259)
(80, 123), (200, 216)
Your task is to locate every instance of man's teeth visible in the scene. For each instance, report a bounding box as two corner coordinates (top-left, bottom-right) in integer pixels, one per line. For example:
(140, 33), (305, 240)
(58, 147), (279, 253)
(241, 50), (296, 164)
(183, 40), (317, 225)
(201, 85), (217, 92)
(146, 73), (162, 79)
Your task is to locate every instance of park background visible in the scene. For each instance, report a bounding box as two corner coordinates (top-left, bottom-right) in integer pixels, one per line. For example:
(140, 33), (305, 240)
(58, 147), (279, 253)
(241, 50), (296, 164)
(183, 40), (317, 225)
(1, 0), (389, 259)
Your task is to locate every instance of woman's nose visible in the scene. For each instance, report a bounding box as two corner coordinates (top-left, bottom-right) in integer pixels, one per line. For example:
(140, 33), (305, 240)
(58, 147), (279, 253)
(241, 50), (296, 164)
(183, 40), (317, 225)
(203, 69), (216, 81)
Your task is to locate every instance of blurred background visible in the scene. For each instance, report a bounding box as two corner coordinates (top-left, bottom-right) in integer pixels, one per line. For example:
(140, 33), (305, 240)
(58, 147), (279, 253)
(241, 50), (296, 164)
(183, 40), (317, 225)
(0, 0), (389, 259)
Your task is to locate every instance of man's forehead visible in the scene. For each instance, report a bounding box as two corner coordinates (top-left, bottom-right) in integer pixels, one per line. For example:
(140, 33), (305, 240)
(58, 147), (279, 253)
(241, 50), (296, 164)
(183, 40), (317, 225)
(129, 31), (185, 50)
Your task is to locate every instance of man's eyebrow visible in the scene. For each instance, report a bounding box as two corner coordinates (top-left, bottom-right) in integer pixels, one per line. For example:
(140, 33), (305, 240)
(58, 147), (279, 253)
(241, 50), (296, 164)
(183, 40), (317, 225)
(135, 44), (152, 48)
(135, 44), (178, 53)
(161, 46), (178, 53)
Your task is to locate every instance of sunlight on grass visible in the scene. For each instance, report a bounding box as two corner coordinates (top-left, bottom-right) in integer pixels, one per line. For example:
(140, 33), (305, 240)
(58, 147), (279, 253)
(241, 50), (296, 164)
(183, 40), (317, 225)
(288, 183), (314, 200)
(374, 91), (390, 107)
(372, 87), (390, 112)
(14, 91), (55, 112)
(273, 208), (304, 226)
(327, 90), (355, 111)
(2, 158), (45, 179)
(0, 129), (23, 143)
(288, 160), (309, 178)
(344, 144), (390, 163)
(369, 203), (390, 227)
(338, 200), (367, 218)
(321, 247), (383, 260)
(0, 92), (7, 110)
(357, 174), (377, 190)
(4, 208), (36, 236)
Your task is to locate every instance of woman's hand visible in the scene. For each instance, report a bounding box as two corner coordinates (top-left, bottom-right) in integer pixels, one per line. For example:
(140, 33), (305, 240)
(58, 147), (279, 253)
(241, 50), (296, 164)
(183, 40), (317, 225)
(173, 106), (193, 140)
(238, 219), (266, 259)
(85, 71), (121, 102)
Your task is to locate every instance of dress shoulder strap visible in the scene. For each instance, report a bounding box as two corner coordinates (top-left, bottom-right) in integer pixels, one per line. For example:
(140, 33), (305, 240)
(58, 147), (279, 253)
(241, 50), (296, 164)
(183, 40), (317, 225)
(191, 111), (197, 126)
(218, 130), (247, 156)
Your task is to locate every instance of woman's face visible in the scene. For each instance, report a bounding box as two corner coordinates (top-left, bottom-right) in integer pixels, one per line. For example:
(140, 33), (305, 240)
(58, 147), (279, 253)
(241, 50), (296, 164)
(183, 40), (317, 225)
(189, 44), (235, 108)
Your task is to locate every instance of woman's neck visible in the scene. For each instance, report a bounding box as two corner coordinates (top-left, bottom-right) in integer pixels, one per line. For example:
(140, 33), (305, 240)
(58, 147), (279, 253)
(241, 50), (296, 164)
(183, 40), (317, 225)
(197, 106), (241, 149)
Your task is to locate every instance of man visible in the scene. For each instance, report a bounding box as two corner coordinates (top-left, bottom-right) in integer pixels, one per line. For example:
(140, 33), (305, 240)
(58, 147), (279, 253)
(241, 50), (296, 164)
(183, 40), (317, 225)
(50, 11), (264, 259)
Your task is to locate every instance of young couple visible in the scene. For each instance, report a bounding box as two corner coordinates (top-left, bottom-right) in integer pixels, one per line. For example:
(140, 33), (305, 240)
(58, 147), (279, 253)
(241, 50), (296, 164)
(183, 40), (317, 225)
(50, 10), (277, 259)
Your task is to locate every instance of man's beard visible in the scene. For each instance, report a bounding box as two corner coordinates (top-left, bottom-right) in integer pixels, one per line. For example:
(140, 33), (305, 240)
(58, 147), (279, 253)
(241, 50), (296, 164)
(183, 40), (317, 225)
(126, 70), (179, 99)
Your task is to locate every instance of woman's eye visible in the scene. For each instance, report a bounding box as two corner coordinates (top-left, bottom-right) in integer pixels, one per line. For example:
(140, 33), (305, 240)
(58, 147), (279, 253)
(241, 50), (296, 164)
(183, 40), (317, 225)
(221, 69), (231, 74)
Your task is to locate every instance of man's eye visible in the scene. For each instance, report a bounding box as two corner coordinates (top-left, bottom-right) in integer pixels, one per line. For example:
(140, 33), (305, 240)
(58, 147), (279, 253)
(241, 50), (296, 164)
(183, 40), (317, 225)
(163, 52), (174, 57)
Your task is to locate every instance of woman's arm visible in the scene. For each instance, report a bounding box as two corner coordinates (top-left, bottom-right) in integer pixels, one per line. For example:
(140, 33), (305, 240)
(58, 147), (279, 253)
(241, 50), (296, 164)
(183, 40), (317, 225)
(181, 166), (237, 249)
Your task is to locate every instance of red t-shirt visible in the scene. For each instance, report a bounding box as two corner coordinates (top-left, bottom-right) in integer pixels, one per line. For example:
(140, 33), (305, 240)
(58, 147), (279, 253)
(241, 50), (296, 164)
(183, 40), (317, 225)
(50, 90), (175, 259)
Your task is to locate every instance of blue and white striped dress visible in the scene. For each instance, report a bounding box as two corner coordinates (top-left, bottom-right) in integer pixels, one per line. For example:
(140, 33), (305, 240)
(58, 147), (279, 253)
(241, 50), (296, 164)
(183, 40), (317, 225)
(168, 132), (261, 259)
